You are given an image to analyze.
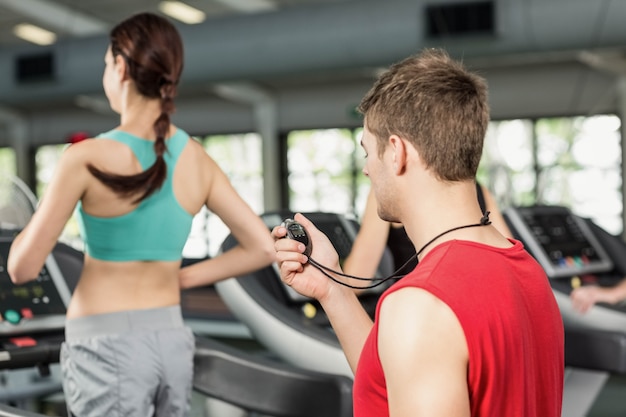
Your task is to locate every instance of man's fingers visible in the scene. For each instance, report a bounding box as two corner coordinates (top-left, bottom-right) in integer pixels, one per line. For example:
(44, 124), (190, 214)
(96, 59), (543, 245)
(271, 225), (287, 240)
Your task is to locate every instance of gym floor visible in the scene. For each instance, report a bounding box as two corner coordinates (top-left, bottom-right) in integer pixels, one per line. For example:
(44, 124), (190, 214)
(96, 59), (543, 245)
(588, 374), (626, 417)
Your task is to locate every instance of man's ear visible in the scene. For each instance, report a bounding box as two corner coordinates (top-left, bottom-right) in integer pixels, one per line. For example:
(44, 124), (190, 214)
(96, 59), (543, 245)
(389, 135), (408, 175)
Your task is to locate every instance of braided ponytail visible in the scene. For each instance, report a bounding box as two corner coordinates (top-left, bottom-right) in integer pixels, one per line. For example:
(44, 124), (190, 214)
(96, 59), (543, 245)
(87, 13), (183, 203)
(138, 82), (175, 200)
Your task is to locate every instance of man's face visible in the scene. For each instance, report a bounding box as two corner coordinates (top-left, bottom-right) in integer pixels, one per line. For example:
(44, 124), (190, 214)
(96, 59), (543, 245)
(361, 126), (397, 223)
(360, 126), (376, 179)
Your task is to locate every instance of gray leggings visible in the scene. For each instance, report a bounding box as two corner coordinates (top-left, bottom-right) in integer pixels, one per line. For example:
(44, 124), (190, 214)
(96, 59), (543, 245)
(61, 305), (195, 417)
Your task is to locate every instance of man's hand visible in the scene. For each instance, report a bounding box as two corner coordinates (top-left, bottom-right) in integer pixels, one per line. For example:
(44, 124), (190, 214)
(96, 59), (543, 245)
(272, 213), (341, 302)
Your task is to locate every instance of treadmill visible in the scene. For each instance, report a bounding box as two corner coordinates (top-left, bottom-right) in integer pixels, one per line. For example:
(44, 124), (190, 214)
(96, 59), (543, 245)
(505, 205), (626, 417)
(0, 230), (77, 413)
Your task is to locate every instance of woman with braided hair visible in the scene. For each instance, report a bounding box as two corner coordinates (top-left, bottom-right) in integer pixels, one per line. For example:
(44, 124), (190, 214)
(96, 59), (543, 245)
(8, 12), (274, 417)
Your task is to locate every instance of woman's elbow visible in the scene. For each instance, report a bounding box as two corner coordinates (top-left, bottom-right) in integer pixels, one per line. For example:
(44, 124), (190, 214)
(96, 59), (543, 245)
(249, 231), (276, 267)
(259, 238), (277, 265)
(7, 236), (42, 284)
(7, 261), (38, 285)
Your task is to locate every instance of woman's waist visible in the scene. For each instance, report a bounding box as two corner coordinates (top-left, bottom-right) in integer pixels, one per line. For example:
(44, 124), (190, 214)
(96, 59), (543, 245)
(66, 292), (181, 318)
(64, 304), (185, 341)
(68, 267), (181, 319)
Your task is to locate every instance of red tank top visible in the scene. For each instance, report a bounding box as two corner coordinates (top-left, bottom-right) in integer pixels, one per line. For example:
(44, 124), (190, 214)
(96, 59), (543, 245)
(353, 239), (564, 417)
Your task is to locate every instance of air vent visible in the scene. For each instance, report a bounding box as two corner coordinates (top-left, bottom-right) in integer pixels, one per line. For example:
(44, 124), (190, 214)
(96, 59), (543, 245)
(426, 1), (495, 38)
(15, 52), (55, 83)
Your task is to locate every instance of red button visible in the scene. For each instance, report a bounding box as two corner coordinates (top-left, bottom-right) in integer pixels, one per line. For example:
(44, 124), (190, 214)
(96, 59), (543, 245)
(9, 337), (37, 347)
(21, 308), (33, 319)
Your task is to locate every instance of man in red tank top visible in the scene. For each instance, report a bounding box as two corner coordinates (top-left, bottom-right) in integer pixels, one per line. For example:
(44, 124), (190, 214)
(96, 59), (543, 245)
(272, 48), (564, 417)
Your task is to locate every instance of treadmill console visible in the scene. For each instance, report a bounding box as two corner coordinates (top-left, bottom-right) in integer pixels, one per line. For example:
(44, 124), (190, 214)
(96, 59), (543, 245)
(0, 234), (71, 336)
(505, 205), (614, 279)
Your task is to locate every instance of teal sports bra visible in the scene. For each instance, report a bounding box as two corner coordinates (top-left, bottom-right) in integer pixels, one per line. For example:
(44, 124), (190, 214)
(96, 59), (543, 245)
(76, 128), (193, 262)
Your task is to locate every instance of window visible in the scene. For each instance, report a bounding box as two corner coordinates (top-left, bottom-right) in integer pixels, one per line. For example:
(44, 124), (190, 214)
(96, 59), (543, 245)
(0, 148), (26, 230)
(536, 116), (622, 234)
(284, 115), (624, 236)
(479, 115), (623, 234)
(0, 147), (16, 178)
(479, 119), (536, 207)
(287, 129), (360, 216)
(35, 144), (83, 249)
(188, 133), (264, 258)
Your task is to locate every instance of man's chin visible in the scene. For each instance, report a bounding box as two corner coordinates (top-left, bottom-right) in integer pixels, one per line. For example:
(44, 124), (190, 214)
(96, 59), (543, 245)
(377, 210), (398, 224)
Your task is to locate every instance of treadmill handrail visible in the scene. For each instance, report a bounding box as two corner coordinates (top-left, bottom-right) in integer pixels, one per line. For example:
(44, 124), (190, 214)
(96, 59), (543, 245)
(0, 404), (50, 417)
(193, 336), (353, 417)
(0, 343), (61, 371)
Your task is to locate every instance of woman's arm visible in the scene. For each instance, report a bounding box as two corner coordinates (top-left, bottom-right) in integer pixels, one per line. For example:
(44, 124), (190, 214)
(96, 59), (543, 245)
(178, 157), (275, 289)
(8, 142), (90, 283)
(342, 190), (391, 278)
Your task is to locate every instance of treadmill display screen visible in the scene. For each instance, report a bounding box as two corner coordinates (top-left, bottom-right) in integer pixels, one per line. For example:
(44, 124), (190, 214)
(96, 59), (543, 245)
(0, 236), (70, 334)
(505, 206), (614, 278)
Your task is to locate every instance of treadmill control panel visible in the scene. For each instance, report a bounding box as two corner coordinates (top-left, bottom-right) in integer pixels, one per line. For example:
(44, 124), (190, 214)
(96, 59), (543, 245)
(0, 235), (70, 335)
(505, 206), (614, 279)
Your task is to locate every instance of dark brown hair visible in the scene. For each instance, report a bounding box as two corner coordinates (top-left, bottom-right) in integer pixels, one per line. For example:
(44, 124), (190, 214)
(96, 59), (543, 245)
(358, 48), (489, 181)
(88, 12), (184, 202)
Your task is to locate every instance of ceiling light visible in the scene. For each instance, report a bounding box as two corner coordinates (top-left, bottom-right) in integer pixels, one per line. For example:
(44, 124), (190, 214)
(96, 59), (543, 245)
(159, 1), (206, 24)
(213, 0), (277, 13)
(1, 0), (107, 36)
(13, 23), (56, 46)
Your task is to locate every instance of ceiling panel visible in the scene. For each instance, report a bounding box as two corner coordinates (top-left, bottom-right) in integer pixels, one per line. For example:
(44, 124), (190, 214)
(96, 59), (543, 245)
(3, 0), (625, 122)
(0, 0), (351, 47)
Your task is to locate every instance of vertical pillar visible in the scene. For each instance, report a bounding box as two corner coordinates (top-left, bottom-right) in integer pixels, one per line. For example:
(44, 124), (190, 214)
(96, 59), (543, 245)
(0, 107), (33, 189)
(617, 77), (626, 240)
(254, 100), (280, 211)
(213, 82), (280, 211)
